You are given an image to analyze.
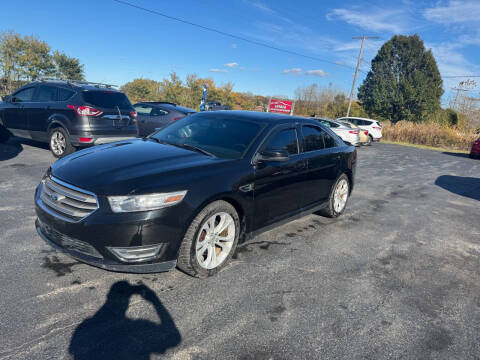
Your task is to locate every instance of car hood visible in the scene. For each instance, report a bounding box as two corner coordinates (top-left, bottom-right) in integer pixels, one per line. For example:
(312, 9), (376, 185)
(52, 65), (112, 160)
(51, 139), (226, 195)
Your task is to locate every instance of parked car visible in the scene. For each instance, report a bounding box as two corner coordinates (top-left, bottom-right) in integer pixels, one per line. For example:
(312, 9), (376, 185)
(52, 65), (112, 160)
(470, 137), (480, 159)
(133, 102), (196, 137)
(0, 79), (138, 157)
(338, 120), (371, 145)
(205, 101), (230, 111)
(35, 111), (356, 277)
(337, 117), (382, 142)
(315, 118), (360, 146)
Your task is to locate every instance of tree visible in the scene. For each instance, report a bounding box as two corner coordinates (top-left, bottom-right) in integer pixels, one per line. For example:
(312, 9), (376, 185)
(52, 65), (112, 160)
(358, 34), (443, 123)
(121, 78), (161, 103)
(19, 35), (55, 80)
(53, 51), (84, 80)
(159, 72), (184, 104)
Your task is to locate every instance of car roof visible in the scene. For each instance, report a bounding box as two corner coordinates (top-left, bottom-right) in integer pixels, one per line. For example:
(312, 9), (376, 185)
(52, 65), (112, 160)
(338, 116), (376, 122)
(197, 110), (307, 123)
(29, 80), (122, 92)
(134, 102), (196, 114)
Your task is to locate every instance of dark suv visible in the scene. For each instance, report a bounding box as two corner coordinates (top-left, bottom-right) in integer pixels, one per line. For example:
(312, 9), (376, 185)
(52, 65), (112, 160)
(133, 102), (196, 137)
(0, 80), (138, 157)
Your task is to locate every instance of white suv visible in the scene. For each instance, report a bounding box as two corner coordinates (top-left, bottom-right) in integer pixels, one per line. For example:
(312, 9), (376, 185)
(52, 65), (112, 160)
(337, 117), (382, 142)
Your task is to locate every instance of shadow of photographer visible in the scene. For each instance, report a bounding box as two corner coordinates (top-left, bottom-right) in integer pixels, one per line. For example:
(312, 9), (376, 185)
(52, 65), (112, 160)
(69, 281), (181, 360)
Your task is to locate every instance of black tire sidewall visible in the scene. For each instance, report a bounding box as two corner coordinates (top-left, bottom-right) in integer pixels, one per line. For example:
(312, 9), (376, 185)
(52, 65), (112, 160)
(179, 200), (240, 278)
(0, 125), (10, 143)
(321, 173), (350, 218)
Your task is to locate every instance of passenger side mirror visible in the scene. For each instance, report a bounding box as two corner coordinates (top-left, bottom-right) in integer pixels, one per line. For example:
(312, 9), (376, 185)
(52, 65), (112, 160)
(258, 149), (290, 162)
(2, 95), (11, 102)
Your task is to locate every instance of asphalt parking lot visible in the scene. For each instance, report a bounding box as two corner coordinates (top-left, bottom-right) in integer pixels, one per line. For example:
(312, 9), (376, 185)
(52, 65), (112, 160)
(0, 138), (479, 360)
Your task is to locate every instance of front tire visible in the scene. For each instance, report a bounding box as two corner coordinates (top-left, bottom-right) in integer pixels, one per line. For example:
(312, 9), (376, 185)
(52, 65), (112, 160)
(49, 128), (74, 158)
(177, 200), (240, 278)
(318, 174), (350, 218)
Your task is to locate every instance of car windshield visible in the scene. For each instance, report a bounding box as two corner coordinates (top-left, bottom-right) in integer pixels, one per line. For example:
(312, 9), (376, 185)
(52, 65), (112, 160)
(151, 114), (265, 159)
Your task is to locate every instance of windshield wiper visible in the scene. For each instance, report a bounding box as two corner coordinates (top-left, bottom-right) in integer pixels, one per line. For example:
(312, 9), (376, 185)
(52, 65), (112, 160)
(150, 138), (216, 157)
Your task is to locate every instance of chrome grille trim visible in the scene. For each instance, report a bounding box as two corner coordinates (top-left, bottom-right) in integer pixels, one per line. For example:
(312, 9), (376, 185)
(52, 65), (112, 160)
(37, 176), (99, 222)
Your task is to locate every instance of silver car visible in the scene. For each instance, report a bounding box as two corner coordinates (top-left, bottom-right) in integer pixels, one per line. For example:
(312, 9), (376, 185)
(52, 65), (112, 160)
(315, 118), (360, 146)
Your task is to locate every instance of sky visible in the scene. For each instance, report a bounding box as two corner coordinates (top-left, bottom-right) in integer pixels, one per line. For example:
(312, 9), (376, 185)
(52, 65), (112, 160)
(3, 0), (480, 103)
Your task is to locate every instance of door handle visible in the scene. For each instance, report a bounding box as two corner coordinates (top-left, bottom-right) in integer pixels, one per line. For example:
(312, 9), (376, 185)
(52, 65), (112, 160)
(296, 161), (307, 169)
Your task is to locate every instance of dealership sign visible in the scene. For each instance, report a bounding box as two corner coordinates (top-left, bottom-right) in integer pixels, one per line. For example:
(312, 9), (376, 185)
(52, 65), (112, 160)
(268, 99), (294, 115)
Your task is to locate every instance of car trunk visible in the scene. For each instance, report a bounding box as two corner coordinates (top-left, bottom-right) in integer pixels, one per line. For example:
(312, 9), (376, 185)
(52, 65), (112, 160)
(82, 90), (135, 132)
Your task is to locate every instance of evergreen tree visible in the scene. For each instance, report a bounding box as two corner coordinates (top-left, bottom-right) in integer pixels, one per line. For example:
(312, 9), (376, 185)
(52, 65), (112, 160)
(358, 34), (443, 123)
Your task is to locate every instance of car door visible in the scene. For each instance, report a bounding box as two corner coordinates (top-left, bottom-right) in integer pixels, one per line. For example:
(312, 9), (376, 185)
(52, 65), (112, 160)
(3, 86), (36, 135)
(253, 124), (308, 229)
(28, 85), (57, 140)
(300, 124), (340, 206)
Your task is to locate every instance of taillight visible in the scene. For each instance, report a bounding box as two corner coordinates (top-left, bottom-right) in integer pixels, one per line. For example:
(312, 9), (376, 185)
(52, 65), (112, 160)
(78, 137), (92, 143)
(68, 105), (102, 117)
(364, 131), (368, 135)
(130, 110), (137, 119)
(372, 126), (382, 130)
(173, 117), (181, 121)
(349, 130), (359, 134)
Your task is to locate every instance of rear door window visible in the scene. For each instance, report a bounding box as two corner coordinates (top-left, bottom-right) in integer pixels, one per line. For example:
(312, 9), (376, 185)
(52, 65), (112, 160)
(265, 128), (299, 155)
(57, 88), (75, 101)
(13, 87), (36, 102)
(82, 91), (132, 109)
(36, 86), (57, 102)
(323, 132), (337, 148)
(302, 125), (325, 152)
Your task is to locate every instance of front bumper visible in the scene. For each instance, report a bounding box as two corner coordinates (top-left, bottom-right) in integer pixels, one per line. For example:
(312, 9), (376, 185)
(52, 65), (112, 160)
(36, 219), (176, 273)
(35, 182), (187, 273)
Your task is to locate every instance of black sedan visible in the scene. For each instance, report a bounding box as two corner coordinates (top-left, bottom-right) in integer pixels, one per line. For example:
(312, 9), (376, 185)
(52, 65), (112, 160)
(133, 102), (196, 137)
(35, 111), (356, 277)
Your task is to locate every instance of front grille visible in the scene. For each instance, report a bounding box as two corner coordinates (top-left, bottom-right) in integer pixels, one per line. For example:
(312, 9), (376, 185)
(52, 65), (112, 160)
(39, 177), (98, 222)
(38, 220), (103, 259)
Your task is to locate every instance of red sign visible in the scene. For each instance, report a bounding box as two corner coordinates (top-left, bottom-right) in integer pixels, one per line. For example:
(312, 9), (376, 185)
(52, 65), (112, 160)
(268, 99), (293, 114)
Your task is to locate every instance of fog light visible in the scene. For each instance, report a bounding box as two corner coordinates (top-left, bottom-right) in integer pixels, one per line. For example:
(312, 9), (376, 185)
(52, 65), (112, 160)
(107, 244), (162, 263)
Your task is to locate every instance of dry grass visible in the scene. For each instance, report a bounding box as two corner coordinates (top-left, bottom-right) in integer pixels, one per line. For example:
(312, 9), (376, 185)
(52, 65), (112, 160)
(382, 121), (477, 151)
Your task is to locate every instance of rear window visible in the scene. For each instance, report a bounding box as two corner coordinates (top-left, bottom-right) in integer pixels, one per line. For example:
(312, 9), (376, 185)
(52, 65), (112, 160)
(82, 91), (131, 109)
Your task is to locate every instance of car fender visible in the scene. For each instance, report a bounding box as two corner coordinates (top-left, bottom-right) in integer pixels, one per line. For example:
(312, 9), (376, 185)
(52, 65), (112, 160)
(46, 113), (71, 134)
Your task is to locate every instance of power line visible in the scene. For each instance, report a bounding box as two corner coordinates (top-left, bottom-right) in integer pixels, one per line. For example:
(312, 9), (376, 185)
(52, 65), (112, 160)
(112, 0), (357, 71)
(443, 75), (480, 78)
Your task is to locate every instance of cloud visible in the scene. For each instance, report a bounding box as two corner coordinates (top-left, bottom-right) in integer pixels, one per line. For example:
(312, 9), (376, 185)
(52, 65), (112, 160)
(283, 68), (302, 75)
(224, 62), (239, 68)
(209, 68), (228, 73)
(424, 1), (480, 25)
(231, 44), (237, 49)
(305, 70), (329, 77)
(327, 8), (407, 33)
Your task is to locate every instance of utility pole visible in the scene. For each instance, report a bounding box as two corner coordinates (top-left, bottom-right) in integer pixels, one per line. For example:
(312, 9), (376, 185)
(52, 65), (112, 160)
(346, 36), (378, 117)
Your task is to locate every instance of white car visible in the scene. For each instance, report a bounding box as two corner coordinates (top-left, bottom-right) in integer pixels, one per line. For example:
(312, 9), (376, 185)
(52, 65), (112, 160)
(337, 117), (382, 142)
(316, 118), (361, 146)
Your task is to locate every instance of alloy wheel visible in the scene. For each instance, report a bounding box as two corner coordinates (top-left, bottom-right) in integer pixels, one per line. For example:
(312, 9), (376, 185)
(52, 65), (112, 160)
(50, 131), (66, 156)
(195, 212), (235, 269)
(333, 179), (349, 213)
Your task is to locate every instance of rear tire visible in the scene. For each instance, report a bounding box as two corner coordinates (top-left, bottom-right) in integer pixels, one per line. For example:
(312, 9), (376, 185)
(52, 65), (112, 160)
(318, 174), (350, 218)
(49, 127), (74, 158)
(177, 200), (240, 278)
(0, 125), (10, 143)
(364, 135), (372, 146)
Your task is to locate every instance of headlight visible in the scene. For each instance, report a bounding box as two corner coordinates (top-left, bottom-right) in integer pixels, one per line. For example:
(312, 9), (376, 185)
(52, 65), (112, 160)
(108, 191), (187, 213)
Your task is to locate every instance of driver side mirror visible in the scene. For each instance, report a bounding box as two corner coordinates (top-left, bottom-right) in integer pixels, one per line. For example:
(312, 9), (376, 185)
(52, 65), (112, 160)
(2, 95), (11, 102)
(257, 149), (290, 162)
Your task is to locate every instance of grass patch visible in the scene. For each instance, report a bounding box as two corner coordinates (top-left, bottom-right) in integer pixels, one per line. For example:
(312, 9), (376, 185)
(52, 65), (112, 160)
(382, 140), (469, 154)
